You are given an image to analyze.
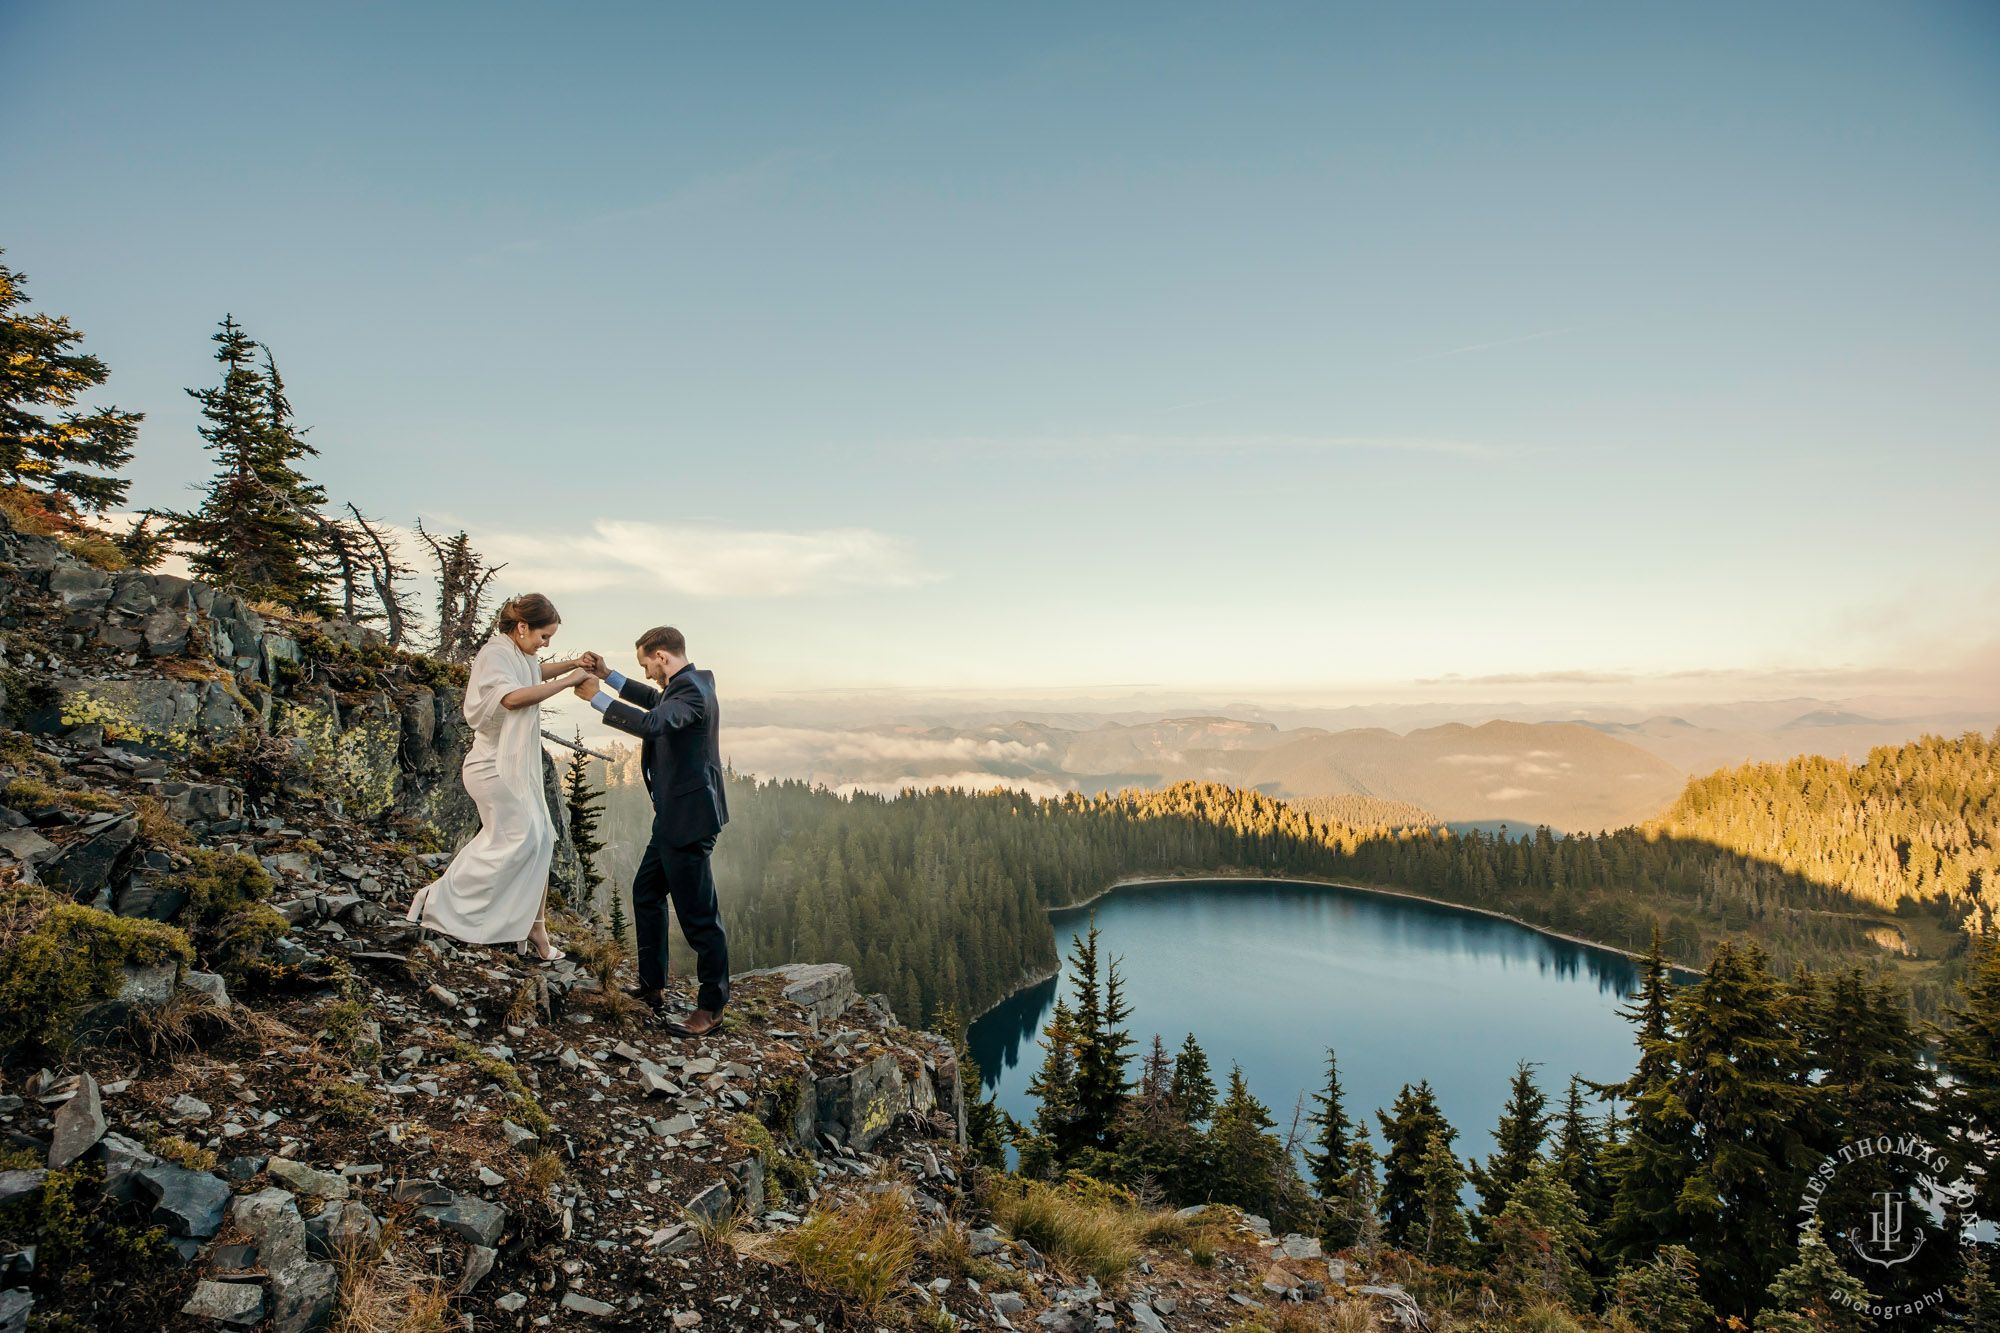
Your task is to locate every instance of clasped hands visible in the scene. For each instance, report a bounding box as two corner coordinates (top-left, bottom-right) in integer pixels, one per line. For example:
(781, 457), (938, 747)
(568, 650), (611, 702)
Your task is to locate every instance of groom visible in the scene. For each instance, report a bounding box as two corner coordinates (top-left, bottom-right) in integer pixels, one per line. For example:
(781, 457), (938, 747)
(575, 626), (729, 1037)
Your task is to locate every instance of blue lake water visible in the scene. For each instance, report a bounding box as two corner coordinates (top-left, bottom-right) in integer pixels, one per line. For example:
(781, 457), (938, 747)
(967, 878), (1645, 1170)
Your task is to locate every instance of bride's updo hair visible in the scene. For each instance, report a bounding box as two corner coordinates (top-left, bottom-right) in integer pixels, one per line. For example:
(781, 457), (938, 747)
(496, 593), (561, 634)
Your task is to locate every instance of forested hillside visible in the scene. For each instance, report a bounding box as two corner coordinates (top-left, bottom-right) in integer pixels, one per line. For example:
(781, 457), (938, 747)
(1650, 729), (1999, 913)
(1284, 793), (1439, 829)
(578, 731), (2000, 1024)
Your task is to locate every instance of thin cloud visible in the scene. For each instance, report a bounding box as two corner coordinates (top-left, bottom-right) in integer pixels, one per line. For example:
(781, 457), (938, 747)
(905, 432), (1506, 459)
(463, 517), (937, 598)
(1395, 327), (1579, 368)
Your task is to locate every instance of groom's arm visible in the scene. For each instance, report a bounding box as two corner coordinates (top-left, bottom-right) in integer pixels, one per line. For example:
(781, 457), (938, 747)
(610, 671), (662, 708)
(597, 676), (704, 738)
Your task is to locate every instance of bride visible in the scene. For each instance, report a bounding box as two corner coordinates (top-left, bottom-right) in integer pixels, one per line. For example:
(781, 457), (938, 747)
(406, 593), (592, 962)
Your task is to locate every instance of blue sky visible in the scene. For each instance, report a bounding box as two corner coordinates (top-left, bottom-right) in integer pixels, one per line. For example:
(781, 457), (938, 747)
(4, 2), (1997, 712)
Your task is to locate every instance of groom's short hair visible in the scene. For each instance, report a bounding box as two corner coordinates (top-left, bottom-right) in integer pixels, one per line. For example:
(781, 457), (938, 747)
(636, 626), (685, 657)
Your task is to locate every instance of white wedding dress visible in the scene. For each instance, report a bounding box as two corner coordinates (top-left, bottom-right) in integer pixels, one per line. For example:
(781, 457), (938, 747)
(405, 634), (554, 944)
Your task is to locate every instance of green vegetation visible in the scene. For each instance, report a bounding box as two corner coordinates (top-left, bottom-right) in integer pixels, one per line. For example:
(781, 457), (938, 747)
(172, 317), (330, 611)
(450, 1039), (555, 1136)
(0, 894), (192, 1055)
(774, 1190), (919, 1317)
(0, 254), (141, 519)
(562, 737), (608, 923)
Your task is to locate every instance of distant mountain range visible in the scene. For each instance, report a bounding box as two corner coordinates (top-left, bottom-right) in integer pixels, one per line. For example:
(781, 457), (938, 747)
(702, 697), (1998, 833)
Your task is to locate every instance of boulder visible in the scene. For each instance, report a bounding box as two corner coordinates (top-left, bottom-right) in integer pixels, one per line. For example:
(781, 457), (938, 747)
(684, 1181), (732, 1225)
(46, 1073), (104, 1169)
(183, 971), (231, 1008)
(736, 962), (855, 1033)
(0, 1173), (46, 1210)
(114, 872), (189, 921)
(269, 1259), (338, 1333)
(134, 1163), (232, 1237)
(267, 1158), (348, 1200)
(0, 830), (54, 866)
(99, 1132), (161, 1202)
(27, 679), (203, 753)
(181, 1281), (263, 1327)
(38, 815), (137, 900)
(0, 1288), (28, 1333)
(416, 1196), (507, 1248)
(231, 1189), (307, 1276)
(304, 1200), (380, 1261)
(140, 608), (191, 657)
(1278, 1232), (1322, 1261)
(814, 1051), (905, 1153)
(457, 1244), (496, 1294)
(48, 566), (112, 609)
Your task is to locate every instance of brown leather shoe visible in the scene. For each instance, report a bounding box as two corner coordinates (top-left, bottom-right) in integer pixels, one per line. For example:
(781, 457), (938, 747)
(666, 1008), (722, 1038)
(623, 985), (666, 1012)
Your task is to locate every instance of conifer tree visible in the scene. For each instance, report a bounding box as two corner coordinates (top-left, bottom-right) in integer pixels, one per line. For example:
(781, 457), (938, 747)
(1336, 1129), (1384, 1256)
(1207, 1064), (1281, 1213)
(1952, 1245), (2000, 1333)
(1940, 934), (2000, 1231)
(1469, 1061), (1548, 1254)
(1016, 998), (1081, 1180)
(1304, 1046), (1354, 1198)
(1066, 920), (1135, 1154)
(0, 254), (141, 519)
(1413, 1127), (1472, 1266)
(1171, 1034), (1216, 1125)
(1113, 1034), (1195, 1202)
(1751, 1221), (1874, 1333)
(1378, 1080), (1453, 1250)
(1606, 942), (1816, 1316)
(1609, 1246), (1713, 1333)
(1551, 1075), (1610, 1248)
(563, 738), (606, 919)
(177, 319), (328, 608)
(1493, 1158), (1595, 1308)
(1806, 966), (1952, 1303)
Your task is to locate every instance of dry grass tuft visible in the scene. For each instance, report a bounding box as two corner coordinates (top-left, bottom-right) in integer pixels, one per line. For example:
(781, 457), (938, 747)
(773, 1189), (920, 1318)
(524, 1150), (564, 1193)
(990, 1181), (1139, 1285)
(133, 797), (190, 849)
(330, 1233), (451, 1333)
(689, 1198), (745, 1253)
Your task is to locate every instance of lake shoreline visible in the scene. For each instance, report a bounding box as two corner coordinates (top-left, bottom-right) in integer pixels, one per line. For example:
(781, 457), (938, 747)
(970, 868), (1697, 1022)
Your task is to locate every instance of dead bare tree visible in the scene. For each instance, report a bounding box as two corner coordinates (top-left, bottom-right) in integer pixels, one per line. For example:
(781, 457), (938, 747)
(346, 504), (419, 648)
(416, 520), (504, 663)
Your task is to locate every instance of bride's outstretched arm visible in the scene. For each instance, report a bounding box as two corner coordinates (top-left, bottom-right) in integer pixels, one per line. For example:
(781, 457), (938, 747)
(538, 656), (592, 681)
(502, 668), (591, 709)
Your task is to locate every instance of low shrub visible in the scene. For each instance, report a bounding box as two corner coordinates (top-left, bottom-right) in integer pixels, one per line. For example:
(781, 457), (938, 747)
(768, 1152), (816, 1201)
(60, 534), (127, 571)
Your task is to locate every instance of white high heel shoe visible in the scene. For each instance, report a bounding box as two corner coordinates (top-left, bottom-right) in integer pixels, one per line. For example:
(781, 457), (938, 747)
(521, 924), (565, 964)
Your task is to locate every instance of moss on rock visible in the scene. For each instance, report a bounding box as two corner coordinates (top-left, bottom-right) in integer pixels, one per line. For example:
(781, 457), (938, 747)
(0, 893), (192, 1056)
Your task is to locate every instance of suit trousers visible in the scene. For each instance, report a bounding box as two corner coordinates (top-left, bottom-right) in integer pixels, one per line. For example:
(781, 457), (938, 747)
(630, 832), (729, 1012)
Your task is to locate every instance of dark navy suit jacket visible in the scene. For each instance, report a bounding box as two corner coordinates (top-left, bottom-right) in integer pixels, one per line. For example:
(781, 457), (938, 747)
(599, 663), (728, 849)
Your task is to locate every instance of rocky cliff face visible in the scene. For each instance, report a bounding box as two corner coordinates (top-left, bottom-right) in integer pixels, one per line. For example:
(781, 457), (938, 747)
(0, 508), (581, 912)
(0, 511), (981, 1332)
